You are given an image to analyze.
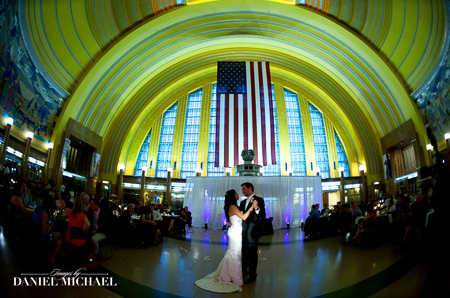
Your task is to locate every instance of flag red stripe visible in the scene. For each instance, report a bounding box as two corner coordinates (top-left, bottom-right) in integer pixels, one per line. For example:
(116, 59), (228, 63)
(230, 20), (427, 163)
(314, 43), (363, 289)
(224, 94), (230, 167)
(250, 62), (258, 165)
(258, 62), (268, 166)
(243, 93), (248, 150)
(266, 62), (276, 164)
(234, 95), (239, 165)
(214, 93), (221, 167)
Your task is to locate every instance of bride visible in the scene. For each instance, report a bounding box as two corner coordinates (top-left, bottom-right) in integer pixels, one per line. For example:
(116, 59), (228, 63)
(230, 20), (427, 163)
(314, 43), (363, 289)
(195, 189), (257, 293)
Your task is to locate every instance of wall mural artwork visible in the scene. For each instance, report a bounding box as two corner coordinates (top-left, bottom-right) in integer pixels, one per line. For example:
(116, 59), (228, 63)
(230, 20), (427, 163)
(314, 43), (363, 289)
(0, 0), (63, 142)
(416, 48), (450, 141)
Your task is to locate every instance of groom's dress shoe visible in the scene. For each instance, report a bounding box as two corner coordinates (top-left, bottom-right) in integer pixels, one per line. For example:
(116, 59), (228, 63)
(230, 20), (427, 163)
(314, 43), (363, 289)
(244, 275), (257, 284)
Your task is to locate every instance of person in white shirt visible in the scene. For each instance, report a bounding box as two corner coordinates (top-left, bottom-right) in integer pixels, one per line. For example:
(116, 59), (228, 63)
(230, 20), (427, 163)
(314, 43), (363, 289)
(87, 198), (108, 255)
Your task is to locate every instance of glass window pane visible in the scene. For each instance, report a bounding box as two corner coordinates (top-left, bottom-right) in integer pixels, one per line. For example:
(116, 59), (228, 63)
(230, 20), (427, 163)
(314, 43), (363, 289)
(156, 103), (178, 178)
(181, 88), (203, 179)
(284, 89), (307, 176)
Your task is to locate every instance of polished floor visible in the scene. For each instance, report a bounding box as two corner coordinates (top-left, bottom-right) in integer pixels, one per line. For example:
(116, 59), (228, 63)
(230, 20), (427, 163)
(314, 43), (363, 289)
(1, 223), (447, 298)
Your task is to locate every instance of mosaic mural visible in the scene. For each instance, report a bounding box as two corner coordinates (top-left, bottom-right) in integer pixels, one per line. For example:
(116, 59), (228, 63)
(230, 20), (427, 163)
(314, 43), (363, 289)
(0, 0), (63, 142)
(416, 47), (450, 142)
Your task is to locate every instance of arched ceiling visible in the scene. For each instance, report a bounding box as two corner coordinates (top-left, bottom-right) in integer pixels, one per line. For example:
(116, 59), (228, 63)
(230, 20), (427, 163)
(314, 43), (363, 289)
(24, 0), (447, 96)
(21, 0), (447, 182)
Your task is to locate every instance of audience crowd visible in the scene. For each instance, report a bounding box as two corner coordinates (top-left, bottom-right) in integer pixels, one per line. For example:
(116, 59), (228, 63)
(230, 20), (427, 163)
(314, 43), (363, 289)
(0, 170), (192, 269)
(0, 160), (447, 279)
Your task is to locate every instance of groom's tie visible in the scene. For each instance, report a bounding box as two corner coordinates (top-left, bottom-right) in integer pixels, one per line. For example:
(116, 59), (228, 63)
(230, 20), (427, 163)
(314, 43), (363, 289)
(246, 196), (253, 212)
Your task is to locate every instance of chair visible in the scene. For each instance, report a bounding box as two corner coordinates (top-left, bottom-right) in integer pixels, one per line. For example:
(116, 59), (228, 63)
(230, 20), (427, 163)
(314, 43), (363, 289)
(97, 238), (114, 261)
(67, 227), (89, 268)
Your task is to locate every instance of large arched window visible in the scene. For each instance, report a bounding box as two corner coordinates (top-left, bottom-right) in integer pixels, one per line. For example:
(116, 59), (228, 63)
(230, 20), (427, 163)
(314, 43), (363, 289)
(207, 84), (226, 176)
(335, 130), (350, 177)
(134, 131), (151, 176)
(262, 84), (281, 176)
(181, 88), (203, 179)
(284, 88), (307, 176)
(309, 103), (330, 179)
(156, 103), (178, 178)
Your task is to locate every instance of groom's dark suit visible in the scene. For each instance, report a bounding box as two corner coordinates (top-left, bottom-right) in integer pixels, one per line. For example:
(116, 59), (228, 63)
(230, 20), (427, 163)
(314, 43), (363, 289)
(239, 194), (265, 280)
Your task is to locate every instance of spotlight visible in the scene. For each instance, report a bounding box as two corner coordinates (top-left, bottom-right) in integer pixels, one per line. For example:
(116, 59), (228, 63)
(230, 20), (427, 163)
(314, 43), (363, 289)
(286, 222), (290, 229)
(204, 222), (208, 229)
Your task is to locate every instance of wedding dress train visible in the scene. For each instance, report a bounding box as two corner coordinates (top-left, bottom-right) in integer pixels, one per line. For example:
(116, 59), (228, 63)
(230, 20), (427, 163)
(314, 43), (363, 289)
(195, 215), (243, 293)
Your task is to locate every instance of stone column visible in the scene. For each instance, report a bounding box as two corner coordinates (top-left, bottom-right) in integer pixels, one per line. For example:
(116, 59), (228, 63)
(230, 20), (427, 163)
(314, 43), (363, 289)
(0, 118), (13, 165)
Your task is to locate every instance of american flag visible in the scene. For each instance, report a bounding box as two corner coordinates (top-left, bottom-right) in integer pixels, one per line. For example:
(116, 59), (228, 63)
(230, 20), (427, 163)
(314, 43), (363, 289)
(215, 61), (276, 167)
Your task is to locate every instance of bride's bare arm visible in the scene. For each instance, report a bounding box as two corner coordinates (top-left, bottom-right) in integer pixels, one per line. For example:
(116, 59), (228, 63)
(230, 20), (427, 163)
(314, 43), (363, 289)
(229, 205), (254, 221)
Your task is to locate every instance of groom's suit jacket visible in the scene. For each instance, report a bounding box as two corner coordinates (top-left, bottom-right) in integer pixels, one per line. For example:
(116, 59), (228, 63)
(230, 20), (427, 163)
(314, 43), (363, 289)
(239, 195), (266, 234)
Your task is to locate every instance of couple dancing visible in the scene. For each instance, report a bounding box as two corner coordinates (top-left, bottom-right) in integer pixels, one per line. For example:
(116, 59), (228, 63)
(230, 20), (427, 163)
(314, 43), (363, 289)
(195, 182), (265, 293)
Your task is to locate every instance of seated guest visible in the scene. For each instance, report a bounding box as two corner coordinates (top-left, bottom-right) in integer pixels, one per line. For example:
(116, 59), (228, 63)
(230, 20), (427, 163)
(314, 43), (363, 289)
(304, 204), (320, 237)
(81, 192), (91, 212)
(350, 202), (363, 217)
(352, 205), (377, 245)
(168, 209), (188, 234)
(135, 202), (143, 215)
(329, 205), (341, 235)
(118, 203), (138, 245)
(390, 194), (413, 247)
(9, 181), (34, 237)
(110, 195), (123, 213)
(184, 206), (192, 227)
(86, 198), (110, 255)
(10, 181), (34, 216)
(33, 194), (62, 265)
(141, 204), (163, 245)
(339, 204), (356, 238)
(320, 204), (330, 216)
(54, 189), (66, 210)
(65, 197), (91, 247)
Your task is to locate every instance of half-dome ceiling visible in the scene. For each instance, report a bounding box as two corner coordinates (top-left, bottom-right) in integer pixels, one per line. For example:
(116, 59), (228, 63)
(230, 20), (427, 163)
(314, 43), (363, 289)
(23, 0), (447, 96)
(18, 0), (446, 183)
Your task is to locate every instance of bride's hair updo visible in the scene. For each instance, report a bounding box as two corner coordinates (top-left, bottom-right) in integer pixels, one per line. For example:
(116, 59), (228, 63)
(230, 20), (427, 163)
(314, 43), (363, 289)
(224, 189), (238, 222)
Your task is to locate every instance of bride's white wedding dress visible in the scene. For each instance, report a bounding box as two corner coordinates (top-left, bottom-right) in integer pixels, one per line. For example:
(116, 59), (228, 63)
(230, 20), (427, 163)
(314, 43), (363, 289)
(195, 215), (243, 293)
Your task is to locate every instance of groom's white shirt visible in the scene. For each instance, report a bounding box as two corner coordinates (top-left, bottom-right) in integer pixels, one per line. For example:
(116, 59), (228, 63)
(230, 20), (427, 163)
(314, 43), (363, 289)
(243, 194), (260, 215)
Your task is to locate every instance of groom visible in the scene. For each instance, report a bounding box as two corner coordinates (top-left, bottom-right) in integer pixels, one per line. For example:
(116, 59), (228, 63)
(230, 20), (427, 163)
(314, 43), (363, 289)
(240, 182), (265, 284)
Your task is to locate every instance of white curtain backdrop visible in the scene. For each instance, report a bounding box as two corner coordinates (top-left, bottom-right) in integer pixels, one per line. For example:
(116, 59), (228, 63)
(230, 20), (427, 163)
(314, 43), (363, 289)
(184, 176), (322, 230)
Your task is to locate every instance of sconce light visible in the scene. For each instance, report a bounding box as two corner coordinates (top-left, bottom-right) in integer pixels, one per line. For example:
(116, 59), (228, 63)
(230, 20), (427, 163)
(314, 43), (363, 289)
(26, 131), (34, 139)
(445, 133), (450, 140)
(426, 144), (433, 151)
(359, 165), (366, 172)
(167, 167), (173, 173)
(6, 117), (14, 125)
(47, 143), (54, 149)
(118, 164), (125, 171)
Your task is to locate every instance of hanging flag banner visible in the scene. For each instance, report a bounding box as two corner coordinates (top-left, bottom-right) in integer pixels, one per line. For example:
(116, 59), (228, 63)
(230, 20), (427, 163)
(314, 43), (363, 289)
(215, 61), (276, 167)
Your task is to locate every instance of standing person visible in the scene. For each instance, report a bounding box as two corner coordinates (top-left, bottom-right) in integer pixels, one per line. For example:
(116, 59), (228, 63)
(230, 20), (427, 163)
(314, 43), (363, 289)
(195, 189), (257, 293)
(239, 182), (265, 284)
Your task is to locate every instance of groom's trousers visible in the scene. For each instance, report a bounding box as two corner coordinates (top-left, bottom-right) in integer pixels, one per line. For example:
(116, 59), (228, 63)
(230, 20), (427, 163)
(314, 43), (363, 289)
(242, 221), (260, 278)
